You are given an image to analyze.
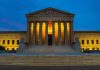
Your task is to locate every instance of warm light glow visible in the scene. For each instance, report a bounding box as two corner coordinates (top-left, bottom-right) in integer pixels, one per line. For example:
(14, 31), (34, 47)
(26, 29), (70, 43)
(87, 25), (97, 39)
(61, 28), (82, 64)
(67, 22), (70, 34)
(36, 22), (40, 35)
(61, 22), (64, 34)
(30, 22), (33, 44)
(55, 22), (58, 44)
(36, 22), (40, 44)
(61, 22), (64, 44)
(48, 21), (52, 34)
(31, 22), (33, 33)
(67, 22), (70, 45)
(42, 22), (46, 44)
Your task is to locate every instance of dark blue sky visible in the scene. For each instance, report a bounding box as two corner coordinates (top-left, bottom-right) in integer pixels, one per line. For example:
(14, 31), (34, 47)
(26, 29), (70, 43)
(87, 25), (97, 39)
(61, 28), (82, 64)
(0, 0), (100, 31)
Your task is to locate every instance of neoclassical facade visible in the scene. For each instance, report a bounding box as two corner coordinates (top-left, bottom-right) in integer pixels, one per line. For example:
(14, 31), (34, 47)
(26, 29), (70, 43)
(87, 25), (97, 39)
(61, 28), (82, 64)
(26, 8), (74, 47)
(0, 8), (99, 52)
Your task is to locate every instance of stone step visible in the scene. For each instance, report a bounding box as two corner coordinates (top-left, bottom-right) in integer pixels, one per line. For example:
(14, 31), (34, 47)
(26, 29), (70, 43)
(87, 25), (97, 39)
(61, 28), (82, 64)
(0, 55), (100, 66)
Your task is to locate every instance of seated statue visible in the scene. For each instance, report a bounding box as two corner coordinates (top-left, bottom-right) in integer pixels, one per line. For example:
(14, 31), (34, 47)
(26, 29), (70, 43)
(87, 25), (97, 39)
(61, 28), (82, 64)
(17, 37), (27, 52)
(74, 37), (82, 52)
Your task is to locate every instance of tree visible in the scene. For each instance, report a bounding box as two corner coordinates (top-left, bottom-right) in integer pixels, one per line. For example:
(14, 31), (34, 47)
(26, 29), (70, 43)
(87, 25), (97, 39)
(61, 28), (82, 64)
(0, 46), (5, 51)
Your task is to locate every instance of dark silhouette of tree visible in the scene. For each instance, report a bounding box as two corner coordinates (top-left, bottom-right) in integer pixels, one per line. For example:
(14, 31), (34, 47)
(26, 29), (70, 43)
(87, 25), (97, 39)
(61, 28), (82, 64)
(0, 46), (5, 51)
(11, 48), (16, 53)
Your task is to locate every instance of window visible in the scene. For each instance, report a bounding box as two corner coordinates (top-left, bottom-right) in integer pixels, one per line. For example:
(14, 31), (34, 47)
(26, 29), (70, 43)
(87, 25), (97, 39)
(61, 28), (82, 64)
(91, 40), (94, 44)
(12, 48), (15, 51)
(96, 40), (99, 44)
(82, 40), (84, 44)
(7, 48), (9, 50)
(92, 48), (95, 50)
(97, 48), (99, 50)
(12, 40), (14, 44)
(86, 48), (89, 50)
(17, 40), (19, 44)
(2, 40), (5, 44)
(87, 40), (89, 44)
(7, 40), (10, 44)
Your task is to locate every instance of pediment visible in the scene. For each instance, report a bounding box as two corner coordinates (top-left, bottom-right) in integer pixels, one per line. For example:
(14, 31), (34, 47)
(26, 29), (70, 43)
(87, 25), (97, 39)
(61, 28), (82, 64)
(26, 7), (74, 17)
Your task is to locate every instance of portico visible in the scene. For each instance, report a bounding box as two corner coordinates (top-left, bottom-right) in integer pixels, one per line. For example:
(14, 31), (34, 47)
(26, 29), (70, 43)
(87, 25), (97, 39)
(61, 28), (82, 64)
(26, 8), (74, 47)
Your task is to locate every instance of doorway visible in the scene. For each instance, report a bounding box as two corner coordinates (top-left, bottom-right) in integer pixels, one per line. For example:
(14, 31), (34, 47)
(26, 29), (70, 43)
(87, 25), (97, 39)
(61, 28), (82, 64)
(48, 34), (52, 45)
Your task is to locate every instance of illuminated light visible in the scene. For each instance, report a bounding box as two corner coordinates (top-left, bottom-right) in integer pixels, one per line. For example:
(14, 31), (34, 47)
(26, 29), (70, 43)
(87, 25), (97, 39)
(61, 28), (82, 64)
(67, 22), (70, 45)
(55, 22), (58, 44)
(36, 22), (40, 36)
(67, 22), (70, 33)
(42, 22), (46, 44)
(36, 22), (40, 45)
(61, 22), (64, 45)
(55, 22), (58, 38)
(42, 22), (46, 37)
(67, 22), (70, 37)
(61, 22), (64, 33)
(48, 21), (52, 34)
(30, 22), (33, 44)
(31, 22), (33, 33)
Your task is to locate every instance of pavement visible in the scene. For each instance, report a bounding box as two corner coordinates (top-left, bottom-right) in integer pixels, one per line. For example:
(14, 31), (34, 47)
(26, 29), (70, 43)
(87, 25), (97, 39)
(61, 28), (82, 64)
(0, 65), (100, 70)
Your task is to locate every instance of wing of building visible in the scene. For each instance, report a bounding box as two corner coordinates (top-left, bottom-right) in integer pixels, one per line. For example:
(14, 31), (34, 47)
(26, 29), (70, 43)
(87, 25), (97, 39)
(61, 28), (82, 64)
(0, 8), (99, 52)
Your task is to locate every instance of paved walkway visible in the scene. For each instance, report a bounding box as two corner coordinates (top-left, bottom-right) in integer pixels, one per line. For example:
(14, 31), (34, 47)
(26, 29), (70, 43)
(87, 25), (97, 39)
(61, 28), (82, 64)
(0, 65), (100, 70)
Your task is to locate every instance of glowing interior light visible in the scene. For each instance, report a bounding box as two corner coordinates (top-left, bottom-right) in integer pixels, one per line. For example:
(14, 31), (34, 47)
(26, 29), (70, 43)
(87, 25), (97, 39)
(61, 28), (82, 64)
(30, 22), (33, 44)
(36, 22), (40, 44)
(31, 22), (33, 33)
(55, 22), (58, 44)
(48, 21), (52, 34)
(36, 22), (40, 36)
(67, 22), (70, 33)
(42, 22), (46, 44)
(61, 22), (64, 44)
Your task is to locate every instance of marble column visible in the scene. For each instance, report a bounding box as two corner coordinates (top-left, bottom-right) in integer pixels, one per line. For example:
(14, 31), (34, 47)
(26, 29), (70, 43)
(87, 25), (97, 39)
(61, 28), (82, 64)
(33, 21), (36, 46)
(46, 21), (48, 46)
(64, 22), (67, 46)
(39, 22), (42, 46)
(70, 21), (73, 46)
(29, 22), (31, 45)
(52, 21), (55, 45)
(58, 22), (61, 46)
(26, 21), (29, 44)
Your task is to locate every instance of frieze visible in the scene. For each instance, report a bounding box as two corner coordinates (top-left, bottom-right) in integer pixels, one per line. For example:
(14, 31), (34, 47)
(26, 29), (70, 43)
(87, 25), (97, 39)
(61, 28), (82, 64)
(28, 16), (73, 21)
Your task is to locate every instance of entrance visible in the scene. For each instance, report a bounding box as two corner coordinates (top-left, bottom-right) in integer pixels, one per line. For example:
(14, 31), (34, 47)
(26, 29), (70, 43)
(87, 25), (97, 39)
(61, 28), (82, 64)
(48, 34), (52, 45)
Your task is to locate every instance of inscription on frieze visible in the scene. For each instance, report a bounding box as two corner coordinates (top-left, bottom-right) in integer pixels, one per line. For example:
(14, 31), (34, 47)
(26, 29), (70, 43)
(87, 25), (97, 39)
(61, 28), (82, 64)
(29, 16), (73, 21)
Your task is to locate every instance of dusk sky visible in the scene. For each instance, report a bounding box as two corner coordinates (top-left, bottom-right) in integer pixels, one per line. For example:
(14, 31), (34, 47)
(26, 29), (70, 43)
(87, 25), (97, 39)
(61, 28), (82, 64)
(0, 0), (100, 31)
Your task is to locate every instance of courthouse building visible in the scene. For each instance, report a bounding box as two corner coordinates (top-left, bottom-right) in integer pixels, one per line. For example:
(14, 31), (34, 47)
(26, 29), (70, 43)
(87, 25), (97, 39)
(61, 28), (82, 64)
(26, 7), (74, 47)
(0, 7), (100, 52)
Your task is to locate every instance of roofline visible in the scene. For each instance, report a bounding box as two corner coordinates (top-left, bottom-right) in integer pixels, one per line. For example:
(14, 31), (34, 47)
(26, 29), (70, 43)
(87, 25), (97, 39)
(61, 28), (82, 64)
(0, 31), (27, 33)
(26, 7), (74, 17)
